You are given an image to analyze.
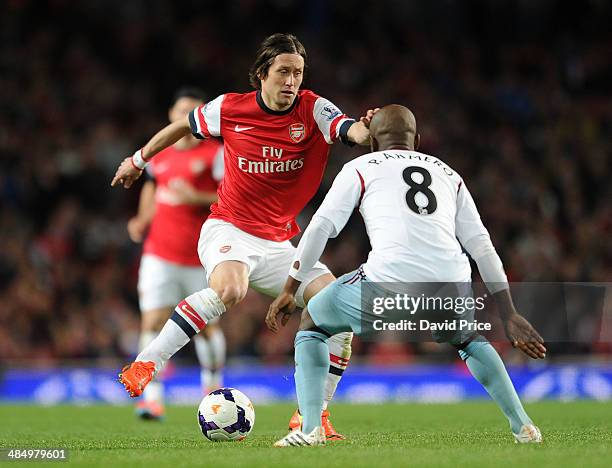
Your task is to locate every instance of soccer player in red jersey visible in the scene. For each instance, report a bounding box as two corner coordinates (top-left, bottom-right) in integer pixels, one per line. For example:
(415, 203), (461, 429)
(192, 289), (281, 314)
(112, 33), (375, 439)
(128, 88), (226, 420)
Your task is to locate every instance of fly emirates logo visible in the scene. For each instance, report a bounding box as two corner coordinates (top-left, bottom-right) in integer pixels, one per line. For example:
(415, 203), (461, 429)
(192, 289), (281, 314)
(237, 146), (304, 174)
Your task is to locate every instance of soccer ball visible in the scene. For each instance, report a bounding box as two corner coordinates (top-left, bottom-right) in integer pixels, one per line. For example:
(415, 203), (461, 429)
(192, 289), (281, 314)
(197, 388), (255, 441)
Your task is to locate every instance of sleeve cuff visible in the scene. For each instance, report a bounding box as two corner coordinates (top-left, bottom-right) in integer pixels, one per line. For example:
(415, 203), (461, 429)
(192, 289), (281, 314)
(289, 267), (307, 283)
(339, 119), (356, 146)
(188, 110), (205, 140)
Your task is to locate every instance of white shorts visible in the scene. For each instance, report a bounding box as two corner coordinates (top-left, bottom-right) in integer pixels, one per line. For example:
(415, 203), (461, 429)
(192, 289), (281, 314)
(138, 254), (207, 312)
(198, 219), (331, 308)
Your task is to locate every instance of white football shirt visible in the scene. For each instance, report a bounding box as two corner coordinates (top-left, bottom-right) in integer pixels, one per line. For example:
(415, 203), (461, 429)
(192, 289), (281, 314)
(310, 149), (493, 283)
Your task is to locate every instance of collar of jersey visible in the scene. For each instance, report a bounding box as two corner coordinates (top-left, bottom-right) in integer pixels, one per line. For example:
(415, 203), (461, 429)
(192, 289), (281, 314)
(256, 90), (299, 116)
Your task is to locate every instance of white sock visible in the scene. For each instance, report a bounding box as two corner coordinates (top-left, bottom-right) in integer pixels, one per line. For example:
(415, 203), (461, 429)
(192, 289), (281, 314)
(138, 331), (157, 356)
(136, 290), (225, 372)
(194, 328), (226, 391)
(324, 332), (352, 409)
(137, 319), (191, 372)
(139, 330), (164, 403)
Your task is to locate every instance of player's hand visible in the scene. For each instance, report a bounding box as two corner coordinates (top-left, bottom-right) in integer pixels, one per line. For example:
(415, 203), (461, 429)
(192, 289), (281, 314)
(127, 216), (149, 243)
(349, 108), (380, 146)
(266, 292), (297, 333)
(168, 178), (199, 205)
(359, 107), (380, 128)
(349, 121), (371, 146)
(111, 157), (142, 188)
(503, 313), (547, 359)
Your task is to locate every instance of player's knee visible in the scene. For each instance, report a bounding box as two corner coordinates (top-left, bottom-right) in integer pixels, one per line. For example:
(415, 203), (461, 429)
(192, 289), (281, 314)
(209, 261), (249, 309)
(213, 283), (247, 309)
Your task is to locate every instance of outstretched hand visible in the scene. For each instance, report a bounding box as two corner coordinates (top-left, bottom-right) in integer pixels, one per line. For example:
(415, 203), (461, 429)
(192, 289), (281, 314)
(348, 108), (380, 146)
(503, 313), (547, 359)
(265, 292), (297, 333)
(111, 157), (142, 188)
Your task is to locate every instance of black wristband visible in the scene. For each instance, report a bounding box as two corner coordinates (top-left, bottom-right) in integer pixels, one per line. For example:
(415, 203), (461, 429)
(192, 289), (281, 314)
(339, 119), (356, 146)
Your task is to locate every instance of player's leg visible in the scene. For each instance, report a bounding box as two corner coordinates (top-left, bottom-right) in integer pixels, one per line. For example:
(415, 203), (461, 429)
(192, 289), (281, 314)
(293, 310), (332, 435)
(122, 261), (246, 394)
(251, 242), (352, 439)
(182, 265), (227, 394)
(275, 271), (361, 447)
(119, 221), (258, 397)
(193, 322), (226, 393)
(440, 284), (541, 443)
(275, 310), (334, 447)
(273, 311), (330, 446)
(302, 275), (352, 440)
(457, 337), (541, 442)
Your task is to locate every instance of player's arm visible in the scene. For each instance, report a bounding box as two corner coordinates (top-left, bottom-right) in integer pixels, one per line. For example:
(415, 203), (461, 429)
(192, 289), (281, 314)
(456, 182), (546, 359)
(111, 118), (192, 188)
(345, 121), (370, 146)
(112, 95), (225, 188)
(266, 167), (363, 332)
(346, 108), (379, 146)
(313, 97), (378, 147)
(127, 178), (156, 243)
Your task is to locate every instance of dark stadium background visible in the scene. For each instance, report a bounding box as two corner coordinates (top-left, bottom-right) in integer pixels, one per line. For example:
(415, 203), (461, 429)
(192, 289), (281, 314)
(0, 0), (610, 399)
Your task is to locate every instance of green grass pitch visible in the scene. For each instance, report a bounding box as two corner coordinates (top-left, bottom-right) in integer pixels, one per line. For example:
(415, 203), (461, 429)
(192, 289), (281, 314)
(1, 402), (611, 467)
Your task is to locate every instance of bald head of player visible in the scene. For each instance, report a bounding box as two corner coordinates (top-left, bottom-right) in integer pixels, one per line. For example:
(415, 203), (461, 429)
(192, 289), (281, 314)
(369, 104), (420, 153)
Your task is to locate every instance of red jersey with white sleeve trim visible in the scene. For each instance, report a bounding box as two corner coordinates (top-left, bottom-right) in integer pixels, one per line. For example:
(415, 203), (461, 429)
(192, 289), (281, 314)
(143, 140), (224, 266)
(188, 89), (354, 241)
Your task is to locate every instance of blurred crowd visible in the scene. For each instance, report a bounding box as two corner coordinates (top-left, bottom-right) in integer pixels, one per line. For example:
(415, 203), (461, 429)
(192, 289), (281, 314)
(1, 0), (610, 365)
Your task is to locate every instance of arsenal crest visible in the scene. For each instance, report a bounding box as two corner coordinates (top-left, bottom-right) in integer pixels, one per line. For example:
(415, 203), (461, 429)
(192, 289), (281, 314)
(289, 123), (306, 143)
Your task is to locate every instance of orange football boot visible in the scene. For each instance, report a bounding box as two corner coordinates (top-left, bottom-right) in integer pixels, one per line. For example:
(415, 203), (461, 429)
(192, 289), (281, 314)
(118, 361), (155, 397)
(321, 409), (345, 440)
(288, 409), (345, 440)
(288, 408), (303, 432)
(135, 400), (165, 420)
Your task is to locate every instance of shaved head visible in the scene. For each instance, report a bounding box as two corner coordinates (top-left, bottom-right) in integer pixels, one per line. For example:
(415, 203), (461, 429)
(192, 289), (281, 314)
(369, 104), (419, 152)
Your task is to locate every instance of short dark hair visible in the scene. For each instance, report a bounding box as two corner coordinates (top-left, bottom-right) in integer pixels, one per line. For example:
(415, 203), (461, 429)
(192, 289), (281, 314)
(248, 33), (307, 89)
(172, 87), (206, 106)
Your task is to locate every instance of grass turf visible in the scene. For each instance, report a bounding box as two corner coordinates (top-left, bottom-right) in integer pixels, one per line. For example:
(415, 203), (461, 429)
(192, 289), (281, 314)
(1, 402), (611, 467)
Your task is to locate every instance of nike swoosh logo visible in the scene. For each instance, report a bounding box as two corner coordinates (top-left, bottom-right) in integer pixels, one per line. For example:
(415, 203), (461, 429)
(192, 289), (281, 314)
(178, 302), (205, 328)
(235, 125), (254, 132)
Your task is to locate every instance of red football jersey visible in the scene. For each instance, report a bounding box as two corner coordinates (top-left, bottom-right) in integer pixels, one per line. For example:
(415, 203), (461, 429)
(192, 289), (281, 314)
(143, 140), (224, 265)
(189, 90), (354, 241)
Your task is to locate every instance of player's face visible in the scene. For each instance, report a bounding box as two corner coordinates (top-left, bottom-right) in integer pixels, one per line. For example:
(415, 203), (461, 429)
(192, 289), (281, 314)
(169, 97), (203, 123)
(260, 53), (304, 111)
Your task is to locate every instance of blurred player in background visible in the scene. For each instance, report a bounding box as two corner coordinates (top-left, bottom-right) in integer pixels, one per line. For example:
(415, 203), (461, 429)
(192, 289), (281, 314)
(128, 88), (225, 420)
(268, 105), (546, 446)
(112, 33), (376, 439)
